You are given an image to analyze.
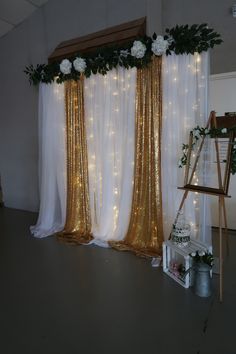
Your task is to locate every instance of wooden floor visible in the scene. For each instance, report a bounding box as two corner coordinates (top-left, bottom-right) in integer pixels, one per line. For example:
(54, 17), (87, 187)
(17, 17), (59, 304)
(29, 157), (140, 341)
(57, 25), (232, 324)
(0, 207), (235, 354)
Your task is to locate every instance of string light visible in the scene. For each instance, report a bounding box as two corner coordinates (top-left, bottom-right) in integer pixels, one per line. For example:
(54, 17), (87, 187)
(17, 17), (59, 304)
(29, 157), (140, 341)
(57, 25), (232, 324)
(196, 55), (201, 63)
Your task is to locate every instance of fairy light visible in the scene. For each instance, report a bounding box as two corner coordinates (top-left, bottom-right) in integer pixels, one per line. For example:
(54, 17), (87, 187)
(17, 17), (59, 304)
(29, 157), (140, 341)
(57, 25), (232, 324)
(196, 55), (201, 63)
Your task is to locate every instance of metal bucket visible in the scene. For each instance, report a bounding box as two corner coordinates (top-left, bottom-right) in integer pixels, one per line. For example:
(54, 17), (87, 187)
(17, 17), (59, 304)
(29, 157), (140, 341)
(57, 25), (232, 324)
(193, 263), (212, 297)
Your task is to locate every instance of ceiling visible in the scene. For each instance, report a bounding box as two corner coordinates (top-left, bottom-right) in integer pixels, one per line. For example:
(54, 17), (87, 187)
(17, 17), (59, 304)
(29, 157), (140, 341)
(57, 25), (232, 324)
(0, 0), (49, 39)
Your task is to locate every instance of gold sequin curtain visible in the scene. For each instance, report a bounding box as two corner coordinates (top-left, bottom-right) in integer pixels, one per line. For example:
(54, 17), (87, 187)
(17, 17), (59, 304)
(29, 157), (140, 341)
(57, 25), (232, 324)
(58, 80), (92, 244)
(111, 57), (163, 257)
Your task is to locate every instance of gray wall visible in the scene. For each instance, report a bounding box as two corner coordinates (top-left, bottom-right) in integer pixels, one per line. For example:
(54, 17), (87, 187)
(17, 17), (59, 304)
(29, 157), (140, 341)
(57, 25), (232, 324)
(162, 0), (236, 74)
(0, 0), (162, 212)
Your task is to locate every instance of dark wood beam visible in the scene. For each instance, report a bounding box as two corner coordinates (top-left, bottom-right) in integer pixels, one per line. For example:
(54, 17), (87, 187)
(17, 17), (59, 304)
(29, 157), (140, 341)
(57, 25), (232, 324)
(48, 17), (146, 63)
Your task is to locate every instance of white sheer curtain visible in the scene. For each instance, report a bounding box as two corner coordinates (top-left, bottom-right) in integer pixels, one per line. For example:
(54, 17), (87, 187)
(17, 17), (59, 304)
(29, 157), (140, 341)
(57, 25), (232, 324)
(162, 52), (212, 246)
(84, 67), (136, 246)
(31, 82), (67, 238)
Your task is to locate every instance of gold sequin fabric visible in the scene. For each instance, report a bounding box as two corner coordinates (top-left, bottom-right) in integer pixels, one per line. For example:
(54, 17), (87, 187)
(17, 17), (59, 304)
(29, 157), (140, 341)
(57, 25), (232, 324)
(110, 57), (163, 257)
(58, 79), (93, 244)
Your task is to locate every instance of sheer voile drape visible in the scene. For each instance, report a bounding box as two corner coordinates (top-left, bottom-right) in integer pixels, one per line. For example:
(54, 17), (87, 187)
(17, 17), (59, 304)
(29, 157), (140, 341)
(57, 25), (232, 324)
(111, 57), (163, 257)
(32, 53), (210, 253)
(84, 68), (136, 246)
(58, 79), (92, 244)
(31, 82), (67, 238)
(162, 52), (212, 246)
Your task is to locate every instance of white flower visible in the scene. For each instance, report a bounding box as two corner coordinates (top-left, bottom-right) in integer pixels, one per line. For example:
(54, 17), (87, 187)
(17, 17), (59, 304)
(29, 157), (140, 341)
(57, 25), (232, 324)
(221, 128), (227, 134)
(60, 59), (72, 75)
(119, 49), (129, 58)
(73, 57), (87, 73)
(199, 251), (205, 256)
(193, 129), (200, 139)
(191, 252), (196, 257)
(178, 159), (183, 168)
(131, 40), (146, 59)
(204, 128), (209, 135)
(151, 36), (169, 56)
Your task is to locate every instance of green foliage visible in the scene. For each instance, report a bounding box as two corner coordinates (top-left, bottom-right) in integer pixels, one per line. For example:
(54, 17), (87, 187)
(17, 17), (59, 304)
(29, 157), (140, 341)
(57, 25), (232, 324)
(165, 23), (223, 55)
(179, 126), (236, 175)
(24, 24), (222, 85)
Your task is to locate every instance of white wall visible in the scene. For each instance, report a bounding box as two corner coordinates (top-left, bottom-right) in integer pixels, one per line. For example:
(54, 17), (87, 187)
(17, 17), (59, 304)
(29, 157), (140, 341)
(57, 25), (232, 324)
(209, 72), (236, 229)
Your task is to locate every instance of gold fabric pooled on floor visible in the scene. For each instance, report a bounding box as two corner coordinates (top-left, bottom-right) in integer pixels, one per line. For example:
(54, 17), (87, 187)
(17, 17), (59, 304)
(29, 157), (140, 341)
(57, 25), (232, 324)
(58, 79), (92, 244)
(111, 57), (163, 257)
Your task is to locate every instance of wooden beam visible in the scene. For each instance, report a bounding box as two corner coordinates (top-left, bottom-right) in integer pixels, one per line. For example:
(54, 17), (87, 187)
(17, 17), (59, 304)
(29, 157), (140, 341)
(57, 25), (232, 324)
(178, 185), (231, 198)
(48, 17), (146, 63)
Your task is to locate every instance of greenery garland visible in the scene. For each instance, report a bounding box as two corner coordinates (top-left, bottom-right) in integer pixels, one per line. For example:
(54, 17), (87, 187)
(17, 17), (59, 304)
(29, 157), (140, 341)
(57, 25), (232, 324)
(179, 126), (236, 175)
(24, 24), (222, 85)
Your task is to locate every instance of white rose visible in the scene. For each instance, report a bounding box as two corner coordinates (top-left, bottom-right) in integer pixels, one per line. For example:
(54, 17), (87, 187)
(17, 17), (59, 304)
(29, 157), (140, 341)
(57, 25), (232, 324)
(131, 40), (146, 59)
(151, 36), (169, 56)
(221, 128), (227, 134)
(60, 59), (72, 75)
(191, 252), (196, 257)
(199, 251), (205, 256)
(73, 57), (87, 73)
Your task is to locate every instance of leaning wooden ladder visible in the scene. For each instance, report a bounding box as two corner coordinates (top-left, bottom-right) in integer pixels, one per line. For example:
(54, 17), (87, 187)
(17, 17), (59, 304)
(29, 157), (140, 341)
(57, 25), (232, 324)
(175, 111), (235, 302)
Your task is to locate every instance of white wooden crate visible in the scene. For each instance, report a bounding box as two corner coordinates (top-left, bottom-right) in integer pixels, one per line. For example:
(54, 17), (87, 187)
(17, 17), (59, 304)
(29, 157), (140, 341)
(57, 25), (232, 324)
(162, 240), (212, 288)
